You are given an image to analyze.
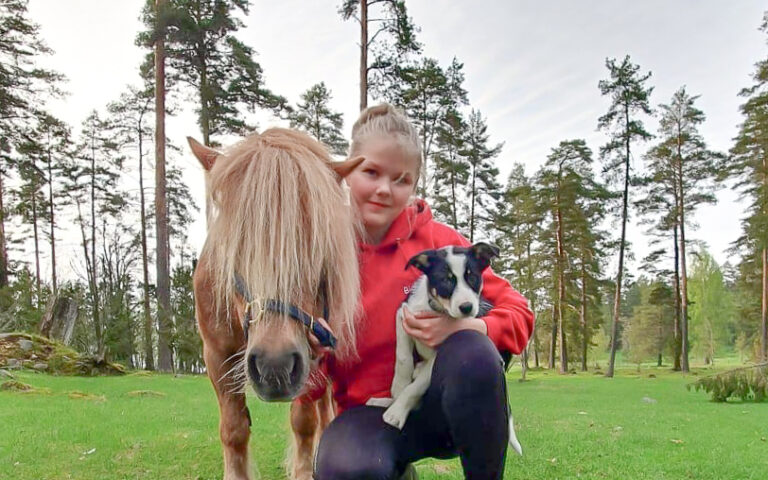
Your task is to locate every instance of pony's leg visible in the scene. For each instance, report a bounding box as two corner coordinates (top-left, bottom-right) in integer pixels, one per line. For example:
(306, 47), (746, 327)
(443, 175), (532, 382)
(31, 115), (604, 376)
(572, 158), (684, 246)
(289, 397), (320, 480)
(317, 387), (335, 431)
(205, 346), (253, 480)
(289, 387), (335, 480)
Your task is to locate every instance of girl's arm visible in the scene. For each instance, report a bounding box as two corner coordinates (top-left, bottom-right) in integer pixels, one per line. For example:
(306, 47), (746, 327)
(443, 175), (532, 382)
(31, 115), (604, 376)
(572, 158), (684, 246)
(478, 267), (534, 355)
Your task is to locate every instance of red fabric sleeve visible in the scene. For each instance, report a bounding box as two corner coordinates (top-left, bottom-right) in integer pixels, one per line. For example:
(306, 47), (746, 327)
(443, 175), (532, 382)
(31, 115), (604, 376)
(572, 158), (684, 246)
(479, 267), (534, 355)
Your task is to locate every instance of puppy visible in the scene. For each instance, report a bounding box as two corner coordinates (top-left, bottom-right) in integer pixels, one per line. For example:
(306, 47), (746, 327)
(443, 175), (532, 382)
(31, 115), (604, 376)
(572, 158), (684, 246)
(367, 242), (523, 455)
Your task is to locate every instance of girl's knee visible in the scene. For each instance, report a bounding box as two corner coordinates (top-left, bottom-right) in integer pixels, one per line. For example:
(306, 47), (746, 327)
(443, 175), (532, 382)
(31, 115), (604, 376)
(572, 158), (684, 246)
(435, 330), (506, 400)
(314, 408), (400, 480)
(437, 330), (504, 379)
(314, 452), (398, 480)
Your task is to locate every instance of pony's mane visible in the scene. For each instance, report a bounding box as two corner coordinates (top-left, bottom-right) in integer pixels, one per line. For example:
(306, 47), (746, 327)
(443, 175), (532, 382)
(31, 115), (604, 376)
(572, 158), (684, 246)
(201, 128), (360, 359)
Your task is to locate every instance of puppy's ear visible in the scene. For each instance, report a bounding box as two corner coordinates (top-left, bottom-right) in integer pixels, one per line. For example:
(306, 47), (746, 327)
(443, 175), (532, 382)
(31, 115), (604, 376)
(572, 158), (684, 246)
(470, 242), (500, 270)
(406, 252), (433, 273)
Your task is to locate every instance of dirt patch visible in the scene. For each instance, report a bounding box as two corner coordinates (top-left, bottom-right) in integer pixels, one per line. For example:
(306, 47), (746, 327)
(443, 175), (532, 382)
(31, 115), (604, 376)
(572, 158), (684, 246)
(0, 333), (126, 376)
(67, 391), (107, 402)
(126, 390), (166, 398)
(1, 380), (50, 394)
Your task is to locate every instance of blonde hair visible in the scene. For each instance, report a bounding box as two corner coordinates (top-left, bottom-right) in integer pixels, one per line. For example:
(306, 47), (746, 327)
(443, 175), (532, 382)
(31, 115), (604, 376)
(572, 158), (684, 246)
(350, 104), (422, 183)
(200, 128), (360, 359)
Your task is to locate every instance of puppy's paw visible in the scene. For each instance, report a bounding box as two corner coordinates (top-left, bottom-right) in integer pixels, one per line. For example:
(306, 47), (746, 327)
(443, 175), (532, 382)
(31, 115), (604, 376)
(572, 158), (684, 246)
(382, 405), (409, 430)
(366, 397), (394, 408)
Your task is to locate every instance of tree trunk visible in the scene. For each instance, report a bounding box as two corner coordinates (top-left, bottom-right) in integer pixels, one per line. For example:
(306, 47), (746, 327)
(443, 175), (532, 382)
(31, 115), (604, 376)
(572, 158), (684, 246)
(469, 164), (477, 243)
(580, 262), (588, 371)
(606, 106), (631, 378)
(155, 0), (173, 372)
(46, 140), (57, 295)
(30, 166), (41, 303)
(359, 0), (368, 111)
(90, 136), (102, 356)
(762, 247), (767, 362)
(678, 147), (690, 373)
(450, 169), (458, 229)
(555, 202), (567, 374)
(763, 153), (768, 363)
(0, 173), (8, 288)
(549, 304), (557, 370)
(139, 120), (155, 371)
(672, 224), (682, 371)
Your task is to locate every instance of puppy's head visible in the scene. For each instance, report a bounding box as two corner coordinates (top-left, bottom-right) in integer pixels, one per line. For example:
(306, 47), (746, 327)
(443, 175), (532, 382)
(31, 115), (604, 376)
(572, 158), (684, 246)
(406, 242), (499, 318)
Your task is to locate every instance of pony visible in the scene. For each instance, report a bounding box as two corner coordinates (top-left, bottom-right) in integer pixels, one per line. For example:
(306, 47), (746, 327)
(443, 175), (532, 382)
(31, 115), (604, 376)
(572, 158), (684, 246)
(188, 129), (362, 480)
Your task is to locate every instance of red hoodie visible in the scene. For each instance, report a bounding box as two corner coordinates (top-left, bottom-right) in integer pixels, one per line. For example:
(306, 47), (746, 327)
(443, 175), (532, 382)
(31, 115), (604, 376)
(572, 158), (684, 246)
(308, 199), (534, 413)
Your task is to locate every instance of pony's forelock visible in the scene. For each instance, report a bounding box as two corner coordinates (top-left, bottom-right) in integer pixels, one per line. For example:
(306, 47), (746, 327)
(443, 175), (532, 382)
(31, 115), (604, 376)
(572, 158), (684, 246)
(200, 128), (360, 359)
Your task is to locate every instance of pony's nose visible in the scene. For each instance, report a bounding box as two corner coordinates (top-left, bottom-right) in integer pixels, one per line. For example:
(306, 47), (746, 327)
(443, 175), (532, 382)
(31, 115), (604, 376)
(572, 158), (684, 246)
(459, 302), (474, 315)
(247, 349), (305, 400)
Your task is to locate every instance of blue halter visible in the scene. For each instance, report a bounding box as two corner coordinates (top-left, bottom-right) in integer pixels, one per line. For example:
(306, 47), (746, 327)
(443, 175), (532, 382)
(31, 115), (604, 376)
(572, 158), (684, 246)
(233, 274), (337, 349)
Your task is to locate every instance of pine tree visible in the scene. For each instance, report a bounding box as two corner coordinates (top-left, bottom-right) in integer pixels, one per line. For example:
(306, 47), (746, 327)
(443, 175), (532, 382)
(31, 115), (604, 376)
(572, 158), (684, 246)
(598, 55), (654, 377)
(171, 257), (201, 373)
(730, 12), (768, 362)
(636, 144), (683, 370)
(289, 82), (348, 155)
(13, 127), (49, 303)
(138, 0), (289, 146)
(338, 0), (421, 110)
(649, 87), (721, 371)
(66, 110), (126, 357)
(536, 139), (603, 372)
(496, 164), (547, 372)
(389, 57), (469, 197)
(463, 110), (502, 243)
(625, 279), (674, 367)
(0, 0), (63, 287)
(108, 83), (156, 370)
(431, 107), (469, 230)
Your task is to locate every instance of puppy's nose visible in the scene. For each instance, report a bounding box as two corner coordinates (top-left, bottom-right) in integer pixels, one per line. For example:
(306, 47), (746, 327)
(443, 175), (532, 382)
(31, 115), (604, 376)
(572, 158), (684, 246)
(459, 302), (474, 315)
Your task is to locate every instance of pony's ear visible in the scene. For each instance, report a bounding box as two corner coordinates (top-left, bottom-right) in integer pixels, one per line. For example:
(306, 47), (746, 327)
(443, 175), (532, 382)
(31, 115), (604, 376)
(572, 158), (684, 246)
(470, 242), (500, 270)
(187, 136), (220, 171)
(331, 155), (365, 181)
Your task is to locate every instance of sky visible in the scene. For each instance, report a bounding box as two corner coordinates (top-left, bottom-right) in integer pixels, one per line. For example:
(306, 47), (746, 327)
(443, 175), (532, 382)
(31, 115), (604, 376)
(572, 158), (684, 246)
(22, 0), (768, 281)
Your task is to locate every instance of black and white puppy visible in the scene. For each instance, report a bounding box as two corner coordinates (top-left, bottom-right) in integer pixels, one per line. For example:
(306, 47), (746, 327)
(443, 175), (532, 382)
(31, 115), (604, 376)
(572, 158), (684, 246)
(367, 242), (523, 455)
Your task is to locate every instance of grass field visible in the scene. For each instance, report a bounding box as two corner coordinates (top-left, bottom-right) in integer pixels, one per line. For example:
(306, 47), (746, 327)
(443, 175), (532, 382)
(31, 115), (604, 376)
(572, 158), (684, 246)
(2, 364), (767, 480)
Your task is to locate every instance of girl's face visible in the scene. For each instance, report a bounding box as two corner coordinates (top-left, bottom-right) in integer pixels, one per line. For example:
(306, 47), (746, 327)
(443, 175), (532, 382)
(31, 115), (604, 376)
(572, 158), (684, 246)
(346, 136), (418, 244)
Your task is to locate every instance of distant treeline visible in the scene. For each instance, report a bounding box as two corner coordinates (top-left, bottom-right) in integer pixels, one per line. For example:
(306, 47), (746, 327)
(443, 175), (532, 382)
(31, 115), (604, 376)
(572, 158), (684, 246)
(0, 1), (766, 373)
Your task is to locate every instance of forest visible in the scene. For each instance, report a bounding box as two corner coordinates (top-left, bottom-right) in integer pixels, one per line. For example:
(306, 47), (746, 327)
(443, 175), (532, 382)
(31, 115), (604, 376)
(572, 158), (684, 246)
(1, 0), (767, 377)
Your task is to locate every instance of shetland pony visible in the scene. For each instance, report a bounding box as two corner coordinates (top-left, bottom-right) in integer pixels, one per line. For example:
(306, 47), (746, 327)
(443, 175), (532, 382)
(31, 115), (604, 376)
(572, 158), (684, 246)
(189, 129), (362, 480)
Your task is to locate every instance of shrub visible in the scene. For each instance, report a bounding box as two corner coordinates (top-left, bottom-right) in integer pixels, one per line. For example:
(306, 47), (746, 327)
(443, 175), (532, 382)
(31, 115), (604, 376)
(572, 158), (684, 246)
(687, 363), (768, 402)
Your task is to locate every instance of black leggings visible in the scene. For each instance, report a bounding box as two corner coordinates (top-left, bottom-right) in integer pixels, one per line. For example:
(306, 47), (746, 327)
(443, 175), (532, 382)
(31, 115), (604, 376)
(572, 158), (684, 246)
(314, 330), (510, 480)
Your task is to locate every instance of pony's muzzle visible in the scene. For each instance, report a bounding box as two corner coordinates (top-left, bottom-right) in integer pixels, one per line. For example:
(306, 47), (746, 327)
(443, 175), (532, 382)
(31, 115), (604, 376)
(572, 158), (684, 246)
(247, 348), (307, 401)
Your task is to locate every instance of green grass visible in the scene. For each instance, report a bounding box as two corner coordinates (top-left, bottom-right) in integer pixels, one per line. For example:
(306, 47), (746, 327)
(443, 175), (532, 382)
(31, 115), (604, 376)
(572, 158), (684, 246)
(1, 365), (767, 480)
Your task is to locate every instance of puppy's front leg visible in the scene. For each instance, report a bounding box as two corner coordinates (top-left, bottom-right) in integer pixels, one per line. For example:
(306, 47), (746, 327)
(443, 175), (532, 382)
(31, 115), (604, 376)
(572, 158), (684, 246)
(366, 307), (414, 409)
(391, 307), (415, 398)
(383, 356), (435, 430)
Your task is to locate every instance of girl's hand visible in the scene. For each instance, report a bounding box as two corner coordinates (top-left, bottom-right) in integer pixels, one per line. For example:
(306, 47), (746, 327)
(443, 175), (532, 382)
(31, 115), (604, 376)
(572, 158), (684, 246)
(401, 306), (488, 349)
(307, 317), (335, 360)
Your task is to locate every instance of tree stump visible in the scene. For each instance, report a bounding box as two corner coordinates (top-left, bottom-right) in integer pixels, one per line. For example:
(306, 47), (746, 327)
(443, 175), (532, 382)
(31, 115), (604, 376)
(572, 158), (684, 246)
(38, 294), (78, 345)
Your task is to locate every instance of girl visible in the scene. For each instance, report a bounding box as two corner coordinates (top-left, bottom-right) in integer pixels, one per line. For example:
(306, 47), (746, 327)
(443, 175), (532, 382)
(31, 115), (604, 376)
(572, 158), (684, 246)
(310, 104), (534, 480)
